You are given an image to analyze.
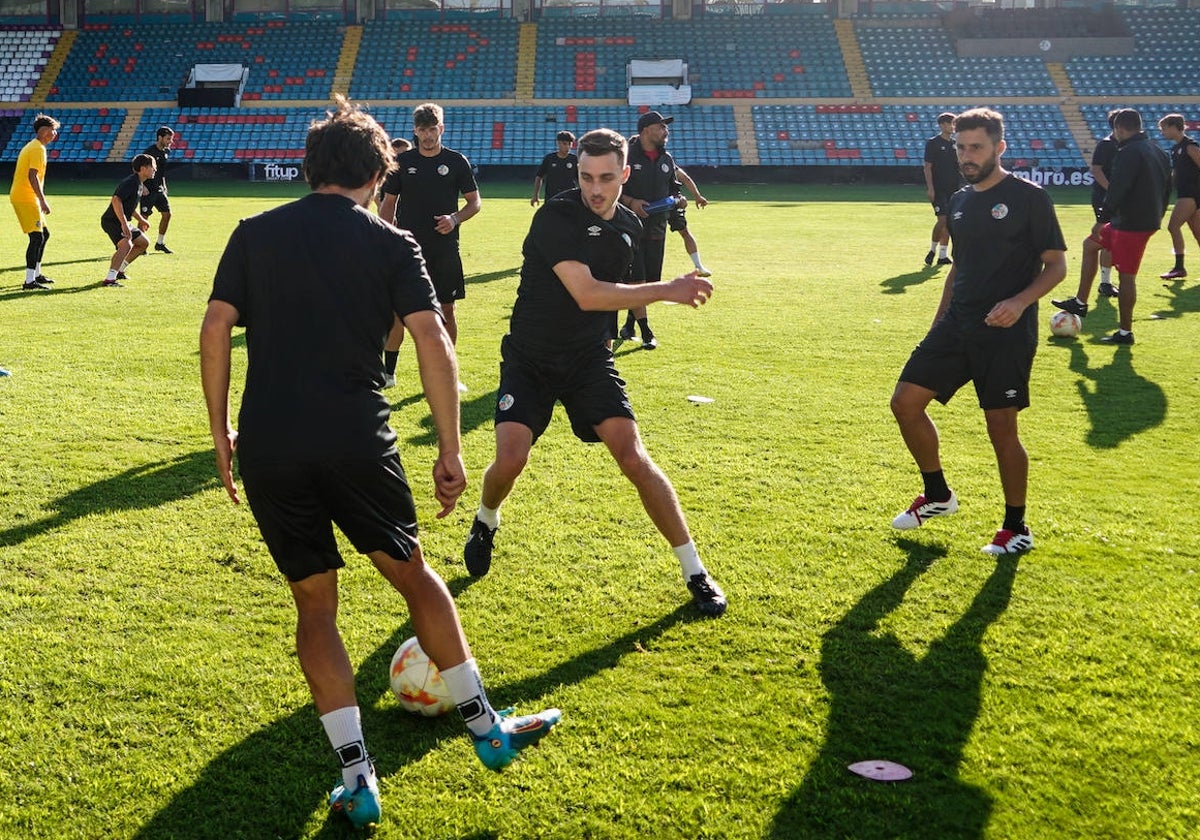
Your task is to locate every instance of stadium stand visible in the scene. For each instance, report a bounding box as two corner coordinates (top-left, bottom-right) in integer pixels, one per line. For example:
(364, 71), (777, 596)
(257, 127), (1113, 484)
(351, 19), (519, 101)
(3, 4), (1199, 173)
(0, 26), (57, 103)
(46, 21), (340, 103)
(0, 107), (127, 163)
(1066, 8), (1200, 97)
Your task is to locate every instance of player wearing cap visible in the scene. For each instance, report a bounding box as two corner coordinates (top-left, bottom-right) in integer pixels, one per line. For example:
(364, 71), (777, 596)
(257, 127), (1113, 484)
(617, 110), (689, 350)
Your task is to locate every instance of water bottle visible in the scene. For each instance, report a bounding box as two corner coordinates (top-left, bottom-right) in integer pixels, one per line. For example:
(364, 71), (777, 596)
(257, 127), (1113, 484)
(641, 195), (678, 215)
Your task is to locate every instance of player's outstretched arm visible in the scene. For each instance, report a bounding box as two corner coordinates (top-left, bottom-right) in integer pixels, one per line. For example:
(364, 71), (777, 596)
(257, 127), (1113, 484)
(199, 300), (241, 504)
(555, 261), (712, 311)
(405, 309), (466, 517)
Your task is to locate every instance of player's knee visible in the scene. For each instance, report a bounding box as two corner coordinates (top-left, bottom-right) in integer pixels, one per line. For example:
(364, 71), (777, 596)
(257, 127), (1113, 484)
(492, 446), (529, 481)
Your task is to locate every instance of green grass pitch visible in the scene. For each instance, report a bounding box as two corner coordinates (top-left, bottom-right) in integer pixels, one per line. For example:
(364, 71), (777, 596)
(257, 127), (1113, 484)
(1, 178), (1197, 839)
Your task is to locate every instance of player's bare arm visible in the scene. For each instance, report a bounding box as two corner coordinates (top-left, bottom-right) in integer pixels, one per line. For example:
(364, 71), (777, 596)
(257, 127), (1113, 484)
(404, 308), (466, 517)
(436, 189), (481, 234)
(28, 169), (49, 213)
(554, 260), (712, 310)
(199, 299), (242, 504)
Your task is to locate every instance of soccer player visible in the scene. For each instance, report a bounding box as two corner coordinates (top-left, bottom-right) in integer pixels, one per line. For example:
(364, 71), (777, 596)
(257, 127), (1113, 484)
(670, 165), (712, 277)
(461, 127), (727, 619)
(890, 108), (1067, 555)
(200, 97), (559, 831)
(9, 114), (59, 291)
(531, 130), (577, 205)
(99, 153), (155, 288)
(1156, 113), (1200, 280)
(618, 110), (687, 350)
(1052, 108), (1171, 344)
(378, 136), (414, 389)
(139, 126), (175, 254)
(377, 103), (480, 357)
(1089, 110), (1120, 297)
(923, 112), (961, 267)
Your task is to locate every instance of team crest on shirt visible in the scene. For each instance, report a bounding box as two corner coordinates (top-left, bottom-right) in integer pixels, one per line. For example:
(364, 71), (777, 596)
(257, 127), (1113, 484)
(498, 394), (515, 411)
(437, 164), (449, 176)
(566, 162), (574, 169)
(991, 203), (1009, 220)
(587, 225), (602, 237)
(660, 163), (670, 173)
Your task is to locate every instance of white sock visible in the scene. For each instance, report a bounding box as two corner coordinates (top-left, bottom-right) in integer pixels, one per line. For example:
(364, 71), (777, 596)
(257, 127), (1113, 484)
(690, 251), (703, 270)
(1100, 265), (1111, 282)
(105, 269), (118, 281)
(119, 260), (129, 272)
(320, 706), (376, 792)
(929, 241), (938, 253)
(25, 268), (36, 284)
(439, 658), (499, 737)
(938, 244), (948, 258)
(673, 541), (705, 580)
(475, 504), (500, 530)
(34, 262), (41, 275)
(157, 234), (165, 245)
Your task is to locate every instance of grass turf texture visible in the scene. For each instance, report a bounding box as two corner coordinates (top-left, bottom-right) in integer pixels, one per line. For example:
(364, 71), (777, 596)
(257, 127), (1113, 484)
(1, 180), (1197, 839)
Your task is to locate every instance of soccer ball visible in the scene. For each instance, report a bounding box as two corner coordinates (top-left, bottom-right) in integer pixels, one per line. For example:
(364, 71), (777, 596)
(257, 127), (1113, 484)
(1049, 309), (1081, 338)
(389, 637), (455, 717)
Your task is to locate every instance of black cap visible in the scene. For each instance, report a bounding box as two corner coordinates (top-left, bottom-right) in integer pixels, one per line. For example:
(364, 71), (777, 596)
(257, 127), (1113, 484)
(637, 111), (674, 132)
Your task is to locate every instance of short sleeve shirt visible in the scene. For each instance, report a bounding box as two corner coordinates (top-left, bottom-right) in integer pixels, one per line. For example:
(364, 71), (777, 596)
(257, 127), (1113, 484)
(381, 146), (477, 253)
(209, 192), (440, 463)
(101, 173), (143, 223)
(624, 141), (677, 237)
(536, 152), (579, 200)
(924, 135), (962, 196)
(509, 189), (643, 352)
(1172, 135), (1200, 195)
(142, 143), (169, 193)
(946, 174), (1066, 344)
(1091, 134), (1118, 204)
(9, 139), (46, 203)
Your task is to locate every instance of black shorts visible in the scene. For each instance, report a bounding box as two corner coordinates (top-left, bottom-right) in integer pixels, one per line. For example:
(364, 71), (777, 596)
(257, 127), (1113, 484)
(423, 247), (466, 303)
(932, 193), (954, 217)
(139, 190), (170, 216)
(899, 318), (1035, 411)
(668, 206), (688, 233)
(240, 452), (420, 582)
(632, 235), (666, 283)
(101, 216), (145, 247)
(493, 335), (635, 444)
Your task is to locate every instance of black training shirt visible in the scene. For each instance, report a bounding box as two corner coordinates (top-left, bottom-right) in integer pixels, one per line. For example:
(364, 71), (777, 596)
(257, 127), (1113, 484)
(381, 146), (477, 253)
(946, 174), (1066, 344)
(101, 173), (143, 223)
(1172, 135), (1200, 195)
(924, 134), (962, 196)
(1090, 134), (1117, 205)
(509, 189), (642, 352)
(536, 152), (579, 200)
(624, 140), (677, 237)
(142, 143), (169, 193)
(209, 192), (440, 463)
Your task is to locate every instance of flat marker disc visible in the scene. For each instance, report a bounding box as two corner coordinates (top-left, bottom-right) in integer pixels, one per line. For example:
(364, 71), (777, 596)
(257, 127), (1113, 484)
(848, 760), (913, 781)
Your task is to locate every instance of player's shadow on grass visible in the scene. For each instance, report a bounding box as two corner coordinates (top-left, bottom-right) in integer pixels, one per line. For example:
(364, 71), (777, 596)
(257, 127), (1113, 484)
(879, 267), (939, 295)
(0, 450), (220, 548)
(466, 266), (520, 288)
(1151, 277), (1200, 319)
(407, 389), (497, 446)
(770, 540), (1017, 840)
(131, 601), (691, 839)
(0, 279), (118, 298)
(1067, 342), (1165, 449)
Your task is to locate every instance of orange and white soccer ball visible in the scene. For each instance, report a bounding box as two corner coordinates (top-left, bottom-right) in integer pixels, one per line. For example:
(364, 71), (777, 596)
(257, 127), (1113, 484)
(1049, 309), (1081, 338)
(389, 637), (455, 717)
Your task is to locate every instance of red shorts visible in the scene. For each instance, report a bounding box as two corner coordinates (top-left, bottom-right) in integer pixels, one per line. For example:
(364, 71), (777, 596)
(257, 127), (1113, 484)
(1093, 224), (1156, 275)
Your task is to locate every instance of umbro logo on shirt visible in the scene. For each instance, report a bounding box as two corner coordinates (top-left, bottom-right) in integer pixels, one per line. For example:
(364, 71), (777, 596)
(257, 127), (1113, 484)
(406, 167), (417, 175)
(587, 225), (602, 237)
(953, 211), (964, 220)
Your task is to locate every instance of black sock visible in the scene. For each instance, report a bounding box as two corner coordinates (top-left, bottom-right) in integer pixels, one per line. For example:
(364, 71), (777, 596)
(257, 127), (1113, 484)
(384, 350), (399, 376)
(623, 311), (635, 330)
(637, 317), (650, 336)
(1003, 505), (1026, 533)
(921, 470), (950, 502)
(1175, 254), (1186, 271)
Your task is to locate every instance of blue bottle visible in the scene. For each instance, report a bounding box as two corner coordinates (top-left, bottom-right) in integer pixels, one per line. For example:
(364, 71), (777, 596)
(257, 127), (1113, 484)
(641, 195), (678, 214)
